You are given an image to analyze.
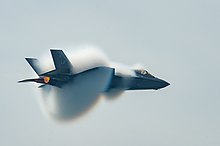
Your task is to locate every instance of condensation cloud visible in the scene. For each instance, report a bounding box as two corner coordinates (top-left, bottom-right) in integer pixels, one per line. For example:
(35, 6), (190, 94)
(33, 46), (137, 121)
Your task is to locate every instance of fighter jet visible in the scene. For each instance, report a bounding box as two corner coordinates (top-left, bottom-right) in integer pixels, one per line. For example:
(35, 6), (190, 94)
(18, 49), (170, 90)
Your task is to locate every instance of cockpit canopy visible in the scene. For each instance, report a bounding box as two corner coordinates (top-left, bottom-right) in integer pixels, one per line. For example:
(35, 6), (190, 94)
(134, 69), (154, 77)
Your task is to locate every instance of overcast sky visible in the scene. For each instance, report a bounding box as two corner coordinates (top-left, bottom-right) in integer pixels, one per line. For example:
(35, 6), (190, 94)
(0, 0), (220, 146)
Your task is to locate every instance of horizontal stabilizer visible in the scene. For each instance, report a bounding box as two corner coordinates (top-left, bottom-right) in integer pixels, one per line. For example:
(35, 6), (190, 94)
(50, 49), (73, 73)
(38, 84), (46, 88)
(25, 58), (44, 75)
(18, 78), (36, 83)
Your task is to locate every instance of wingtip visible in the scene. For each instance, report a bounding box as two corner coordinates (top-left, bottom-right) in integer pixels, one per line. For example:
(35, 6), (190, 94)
(50, 49), (63, 52)
(17, 80), (26, 83)
(25, 58), (38, 61)
(17, 80), (27, 83)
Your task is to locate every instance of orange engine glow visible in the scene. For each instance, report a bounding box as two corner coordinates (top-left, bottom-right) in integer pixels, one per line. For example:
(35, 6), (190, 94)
(44, 76), (50, 84)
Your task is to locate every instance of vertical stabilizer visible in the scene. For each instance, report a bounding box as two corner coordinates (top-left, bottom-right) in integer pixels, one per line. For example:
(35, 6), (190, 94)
(25, 58), (44, 75)
(50, 49), (74, 73)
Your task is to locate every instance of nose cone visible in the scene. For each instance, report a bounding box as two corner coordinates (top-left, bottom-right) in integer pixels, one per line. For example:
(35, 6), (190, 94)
(155, 78), (170, 90)
(128, 76), (170, 90)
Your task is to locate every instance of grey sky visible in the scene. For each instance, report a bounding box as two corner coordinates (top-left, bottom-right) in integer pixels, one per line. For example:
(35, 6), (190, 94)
(1, 0), (220, 146)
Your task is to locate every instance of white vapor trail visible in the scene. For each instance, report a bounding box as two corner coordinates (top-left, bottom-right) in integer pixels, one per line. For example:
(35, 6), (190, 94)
(34, 46), (137, 121)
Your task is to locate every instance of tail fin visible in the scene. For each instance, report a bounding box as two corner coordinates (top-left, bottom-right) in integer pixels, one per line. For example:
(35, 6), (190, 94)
(50, 49), (74, 73)
(25, 58), (44, 75)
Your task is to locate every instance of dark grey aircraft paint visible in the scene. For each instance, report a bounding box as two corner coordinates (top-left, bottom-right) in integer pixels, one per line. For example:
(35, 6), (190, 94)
(106, 70), (169, 91)
(18, 49), (170, 91)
